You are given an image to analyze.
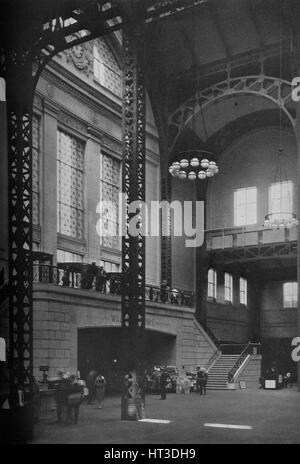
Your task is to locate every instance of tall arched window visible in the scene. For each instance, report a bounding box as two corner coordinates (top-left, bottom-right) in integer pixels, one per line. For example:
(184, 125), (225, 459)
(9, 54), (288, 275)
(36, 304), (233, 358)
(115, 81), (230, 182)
(283, 282), (297, 308)
(207, 269), (217, 299)
(224, 273), (233, 303)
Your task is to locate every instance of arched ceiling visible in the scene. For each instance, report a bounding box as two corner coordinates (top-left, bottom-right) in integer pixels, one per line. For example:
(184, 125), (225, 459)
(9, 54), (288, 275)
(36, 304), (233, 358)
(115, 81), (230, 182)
(143, 0), (296, 130)
(170, 86), (296, 170)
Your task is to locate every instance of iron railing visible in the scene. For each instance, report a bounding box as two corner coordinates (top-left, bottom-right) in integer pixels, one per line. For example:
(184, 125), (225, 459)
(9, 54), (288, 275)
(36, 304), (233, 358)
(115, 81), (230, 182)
(32, 263), (194, 307)
(205, 349), (220, 371)
(220, 343), (249, 355)
(206, 226), (296, 251)
(227, 342), (261, 383)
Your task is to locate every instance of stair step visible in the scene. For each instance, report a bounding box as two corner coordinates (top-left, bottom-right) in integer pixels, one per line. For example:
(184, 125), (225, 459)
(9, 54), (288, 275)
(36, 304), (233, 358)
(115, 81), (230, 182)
(205, 352), (243, 391)
(207, 379), (227, 382)
(207, 383), (227, 386)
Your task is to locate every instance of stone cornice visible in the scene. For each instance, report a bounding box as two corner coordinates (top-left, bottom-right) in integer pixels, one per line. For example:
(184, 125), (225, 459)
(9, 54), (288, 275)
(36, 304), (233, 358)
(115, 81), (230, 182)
(43, 59), (122, 121)
(43, 98), (60, 118)
(33, 283), (195, 316)
(40, 60), (159, 141)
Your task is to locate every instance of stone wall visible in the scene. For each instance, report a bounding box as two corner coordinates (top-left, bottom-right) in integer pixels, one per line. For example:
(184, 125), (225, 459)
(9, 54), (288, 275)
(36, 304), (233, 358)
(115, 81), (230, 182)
(235, 355), (262, 389)
(261, 281), (297, 339)
(33, 283), (217, 379)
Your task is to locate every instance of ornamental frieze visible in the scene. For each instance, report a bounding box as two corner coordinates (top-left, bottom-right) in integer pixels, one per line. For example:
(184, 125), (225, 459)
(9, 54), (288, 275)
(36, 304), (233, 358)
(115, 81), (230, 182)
(58, 111), (87, 134)
(64, 33), (93, 76)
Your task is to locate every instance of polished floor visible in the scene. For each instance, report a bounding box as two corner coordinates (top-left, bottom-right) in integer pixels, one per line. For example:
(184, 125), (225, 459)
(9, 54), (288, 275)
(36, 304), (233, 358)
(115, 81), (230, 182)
(32, 388), (300, 444)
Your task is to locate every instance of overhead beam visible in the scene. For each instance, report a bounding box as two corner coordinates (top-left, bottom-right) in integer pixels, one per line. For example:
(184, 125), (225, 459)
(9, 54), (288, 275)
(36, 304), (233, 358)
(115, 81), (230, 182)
(247, 0), (264, 50)
(207, 0), (231, 60)
(145, 0), (211, 23)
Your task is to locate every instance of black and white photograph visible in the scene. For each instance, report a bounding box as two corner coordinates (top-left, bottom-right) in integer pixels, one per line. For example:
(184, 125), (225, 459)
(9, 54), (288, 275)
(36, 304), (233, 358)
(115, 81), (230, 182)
(0, 0), (300, 449)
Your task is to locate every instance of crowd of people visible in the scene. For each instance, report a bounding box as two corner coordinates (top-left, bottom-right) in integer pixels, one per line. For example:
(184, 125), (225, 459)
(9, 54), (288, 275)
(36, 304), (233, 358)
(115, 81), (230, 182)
(51, 365), (208, 425)
(150, 365), (209, 399)
(54, 371), (84, 425)
(52, 369), (106, 425)
(61, 263), (113, 293)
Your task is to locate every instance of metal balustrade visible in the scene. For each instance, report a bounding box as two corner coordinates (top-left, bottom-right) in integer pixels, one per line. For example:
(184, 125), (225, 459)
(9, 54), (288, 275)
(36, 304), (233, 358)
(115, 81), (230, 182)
(32, 263), (194, 307)
(206, 226), (296, 251)
(227, 342), (261, 383)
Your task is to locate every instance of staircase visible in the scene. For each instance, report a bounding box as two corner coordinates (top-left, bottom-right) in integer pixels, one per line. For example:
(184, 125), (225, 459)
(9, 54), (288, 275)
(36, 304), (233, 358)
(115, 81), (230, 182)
(207, 354), (240, 390)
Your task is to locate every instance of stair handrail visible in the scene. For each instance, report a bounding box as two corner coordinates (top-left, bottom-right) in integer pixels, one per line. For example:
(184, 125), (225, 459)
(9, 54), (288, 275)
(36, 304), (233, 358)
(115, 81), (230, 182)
(227, 342), (261, 383)
(205, 349), (220, 371)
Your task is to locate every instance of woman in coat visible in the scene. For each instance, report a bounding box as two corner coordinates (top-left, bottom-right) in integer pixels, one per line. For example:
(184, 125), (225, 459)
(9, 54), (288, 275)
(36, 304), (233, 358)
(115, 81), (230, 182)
(95, 374), (106, 409)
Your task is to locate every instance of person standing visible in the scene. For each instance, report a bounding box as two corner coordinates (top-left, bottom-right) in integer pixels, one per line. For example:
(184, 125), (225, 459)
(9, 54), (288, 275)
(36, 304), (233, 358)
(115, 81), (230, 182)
(95, 266), (105, 292)
(86, 369), (97, 404)
(199, 367), (208, 395)
(95, 373), (106, 409)
(54, 370), (68, 424)
(160, 368), (168, 400)
(196, 366), (201, 393)
(65, 375), (83, 424)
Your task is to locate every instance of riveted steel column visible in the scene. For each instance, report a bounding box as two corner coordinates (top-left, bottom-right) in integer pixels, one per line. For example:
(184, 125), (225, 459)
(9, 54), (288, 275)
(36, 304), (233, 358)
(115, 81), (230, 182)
(121, 13), (146, 420)
(0, 13), (34, 441)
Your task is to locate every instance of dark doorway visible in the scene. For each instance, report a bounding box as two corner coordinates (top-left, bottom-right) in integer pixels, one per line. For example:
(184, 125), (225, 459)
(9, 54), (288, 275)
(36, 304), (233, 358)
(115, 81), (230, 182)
(78, 327), (176, 393)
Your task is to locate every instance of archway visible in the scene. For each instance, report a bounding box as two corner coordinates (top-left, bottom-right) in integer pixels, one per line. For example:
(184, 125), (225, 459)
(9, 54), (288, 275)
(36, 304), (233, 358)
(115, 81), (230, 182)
(77, 327), (176, 393)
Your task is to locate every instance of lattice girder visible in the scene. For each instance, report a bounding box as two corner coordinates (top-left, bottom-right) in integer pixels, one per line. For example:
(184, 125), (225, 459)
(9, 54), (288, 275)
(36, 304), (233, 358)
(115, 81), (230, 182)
(168, 75), (295, 152)
(121, 15), (146, 370)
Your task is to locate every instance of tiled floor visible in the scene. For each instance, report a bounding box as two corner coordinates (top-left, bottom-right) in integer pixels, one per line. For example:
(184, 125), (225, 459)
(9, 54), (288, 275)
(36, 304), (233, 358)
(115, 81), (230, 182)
(32, 388), (300, 444)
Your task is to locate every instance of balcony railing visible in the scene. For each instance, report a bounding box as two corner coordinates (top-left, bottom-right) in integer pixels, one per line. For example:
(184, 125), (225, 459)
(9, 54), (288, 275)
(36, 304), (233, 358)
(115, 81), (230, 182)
(33, 263), (194, 307)
(206, 226), (297, 251)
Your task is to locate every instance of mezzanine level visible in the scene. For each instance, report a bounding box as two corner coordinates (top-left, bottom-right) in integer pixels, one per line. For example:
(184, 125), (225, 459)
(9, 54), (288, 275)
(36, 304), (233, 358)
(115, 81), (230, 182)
(206, 226), (297, 267)
(33, 261), (194, 308)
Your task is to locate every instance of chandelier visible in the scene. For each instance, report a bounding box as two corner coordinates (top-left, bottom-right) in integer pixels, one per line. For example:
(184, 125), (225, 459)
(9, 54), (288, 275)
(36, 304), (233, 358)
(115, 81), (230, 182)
(169, 149), (219, 180)
(263, 12), (298, 231)
(263, 148), (298, 230)
(169, 8), (219, 182)
(264, 212), (298, 230)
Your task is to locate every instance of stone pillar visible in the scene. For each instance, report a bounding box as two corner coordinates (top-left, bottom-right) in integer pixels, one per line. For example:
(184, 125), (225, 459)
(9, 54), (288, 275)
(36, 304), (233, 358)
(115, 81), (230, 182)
(195, 245), (209, 326)
(195, 182), (209, 326)
(248, 276), (262, 343)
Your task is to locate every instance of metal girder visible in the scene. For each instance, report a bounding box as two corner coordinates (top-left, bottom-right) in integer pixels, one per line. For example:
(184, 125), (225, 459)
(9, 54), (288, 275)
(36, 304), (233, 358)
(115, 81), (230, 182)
(144, 0), (211, 23)
(0, 17), (34, 437)
(120, 12), (146, 420)
(160, 154), (172, 286)
(169, 73), (295, 153)
(0, 0), (218, 431)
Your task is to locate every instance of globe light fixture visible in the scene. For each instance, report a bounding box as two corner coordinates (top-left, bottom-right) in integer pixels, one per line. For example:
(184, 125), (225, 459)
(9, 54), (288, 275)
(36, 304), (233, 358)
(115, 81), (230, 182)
(169, 150), (219, 181)
(263, 211), (298, 230)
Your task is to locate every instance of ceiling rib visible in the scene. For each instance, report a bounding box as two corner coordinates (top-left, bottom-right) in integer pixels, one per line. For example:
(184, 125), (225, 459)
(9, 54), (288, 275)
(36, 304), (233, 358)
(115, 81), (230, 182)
(207, 1), (231, 60)
(247, 0), (264, 50)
